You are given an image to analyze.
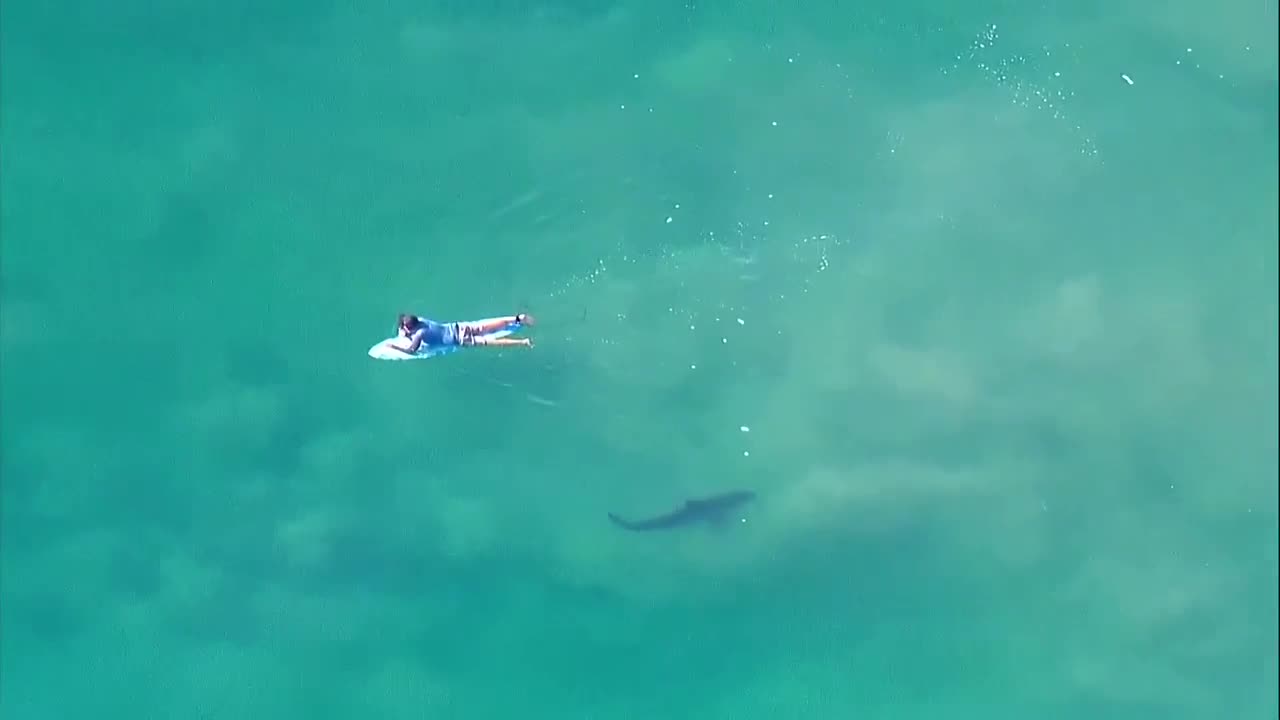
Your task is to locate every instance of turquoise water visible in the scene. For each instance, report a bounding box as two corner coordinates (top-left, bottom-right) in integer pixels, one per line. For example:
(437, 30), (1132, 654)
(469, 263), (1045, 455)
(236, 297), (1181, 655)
(2, 1), (1277, 717)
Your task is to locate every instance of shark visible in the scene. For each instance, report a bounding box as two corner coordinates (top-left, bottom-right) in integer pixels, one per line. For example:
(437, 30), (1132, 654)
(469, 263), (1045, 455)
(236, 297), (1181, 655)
(607, 490), (757, 532)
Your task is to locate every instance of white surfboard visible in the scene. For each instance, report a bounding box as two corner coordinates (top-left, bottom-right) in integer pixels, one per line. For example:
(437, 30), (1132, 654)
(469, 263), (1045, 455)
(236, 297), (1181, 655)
(367, 318), (522, 361)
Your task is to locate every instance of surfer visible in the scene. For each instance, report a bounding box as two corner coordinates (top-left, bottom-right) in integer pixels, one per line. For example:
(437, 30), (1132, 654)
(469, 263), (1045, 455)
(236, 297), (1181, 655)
(391, 312), (536, 355)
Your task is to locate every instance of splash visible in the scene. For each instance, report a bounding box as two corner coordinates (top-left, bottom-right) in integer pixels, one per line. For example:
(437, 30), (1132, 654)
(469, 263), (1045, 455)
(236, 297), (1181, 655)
(944, 23), (1100, 158)
(539, 215), (850, 319)
(516, 218), (854, 466)
(545, 250), (618, 301)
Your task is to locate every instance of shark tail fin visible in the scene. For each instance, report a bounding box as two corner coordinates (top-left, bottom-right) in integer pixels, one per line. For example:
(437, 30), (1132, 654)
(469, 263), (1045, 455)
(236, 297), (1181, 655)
(607, 513), (639, 531)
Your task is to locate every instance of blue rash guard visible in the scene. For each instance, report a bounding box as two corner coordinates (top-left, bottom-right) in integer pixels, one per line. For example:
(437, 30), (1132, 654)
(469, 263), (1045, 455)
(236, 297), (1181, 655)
(411, 316), (459, 347)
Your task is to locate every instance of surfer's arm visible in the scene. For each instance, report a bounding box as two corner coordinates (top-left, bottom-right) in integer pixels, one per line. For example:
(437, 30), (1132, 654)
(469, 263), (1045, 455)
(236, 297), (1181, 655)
(392, 328), (427, 354)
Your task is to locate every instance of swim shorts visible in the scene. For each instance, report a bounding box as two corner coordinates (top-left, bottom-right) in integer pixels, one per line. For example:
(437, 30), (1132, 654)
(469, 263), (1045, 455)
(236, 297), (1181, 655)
(450, 320), (491, 346)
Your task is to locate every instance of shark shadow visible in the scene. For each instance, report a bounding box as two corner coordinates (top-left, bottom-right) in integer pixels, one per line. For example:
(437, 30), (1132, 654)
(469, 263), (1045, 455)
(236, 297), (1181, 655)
(607, 490), (757, 532)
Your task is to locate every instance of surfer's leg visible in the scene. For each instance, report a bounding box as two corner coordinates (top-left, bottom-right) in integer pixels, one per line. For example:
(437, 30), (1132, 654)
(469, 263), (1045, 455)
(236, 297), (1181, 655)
(454, 321), (495, 346)
(469, 317), (515, 334)
(462, 313), (535, 336)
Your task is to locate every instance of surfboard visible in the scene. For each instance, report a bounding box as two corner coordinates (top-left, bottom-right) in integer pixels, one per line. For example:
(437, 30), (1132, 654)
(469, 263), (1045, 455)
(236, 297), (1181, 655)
(367, 318), (523, 361)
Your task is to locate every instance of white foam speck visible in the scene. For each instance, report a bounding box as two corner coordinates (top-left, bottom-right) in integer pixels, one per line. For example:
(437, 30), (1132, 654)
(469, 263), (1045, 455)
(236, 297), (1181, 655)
(1121, 74), (1134, 85)
(736, 318), (745, 325)
(740, 426), (750, 433)
(665, 216), (673, 224)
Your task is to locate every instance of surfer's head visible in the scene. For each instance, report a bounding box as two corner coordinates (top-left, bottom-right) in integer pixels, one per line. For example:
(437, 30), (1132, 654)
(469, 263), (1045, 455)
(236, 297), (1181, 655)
(398, 313), (419, 331)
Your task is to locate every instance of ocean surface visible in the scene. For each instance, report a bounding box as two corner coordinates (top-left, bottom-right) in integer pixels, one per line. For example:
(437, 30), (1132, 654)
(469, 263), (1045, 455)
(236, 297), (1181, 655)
(2, 0), (1277, 717)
